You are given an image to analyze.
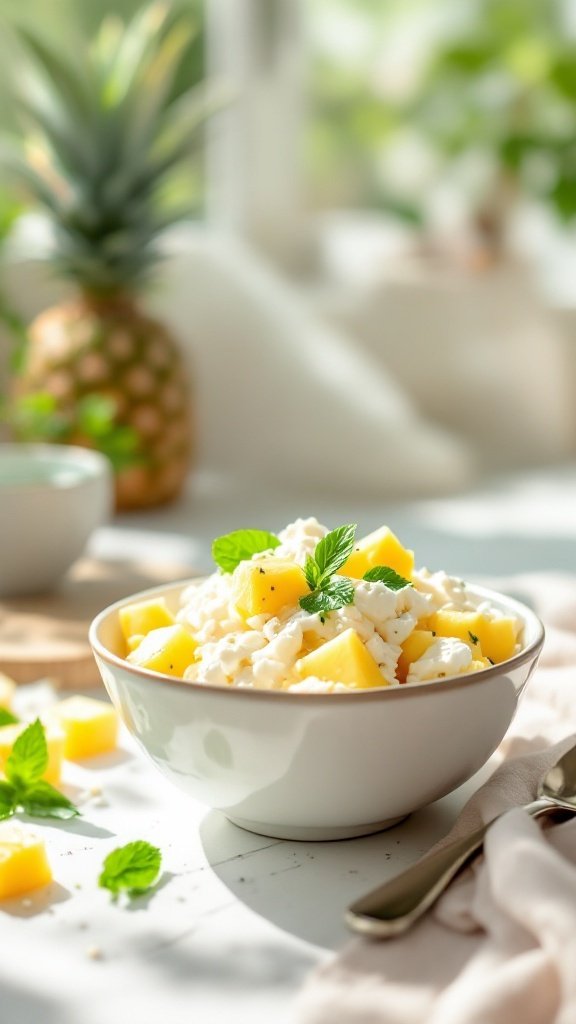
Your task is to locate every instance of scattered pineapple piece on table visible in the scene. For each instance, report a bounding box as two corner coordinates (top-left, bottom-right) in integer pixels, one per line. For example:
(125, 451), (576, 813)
(45, 696), (118, 761)
(0, 723), (64, 785)
(341, 526), (414, 581)
(7, 6), (215, 509)
(128, 624), (198, 678)
(0, 824), (52, 899)
(233, 559), (309, 618)
(296, 628), (390, 689)
(0, 673), (16, 710)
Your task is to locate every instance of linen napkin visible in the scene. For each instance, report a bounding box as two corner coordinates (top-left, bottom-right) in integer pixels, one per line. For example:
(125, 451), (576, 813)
(296, 573), (576, 1024)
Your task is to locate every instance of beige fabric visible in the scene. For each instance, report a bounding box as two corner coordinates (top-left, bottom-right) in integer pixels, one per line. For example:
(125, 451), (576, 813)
(296, 574), (576, 1024)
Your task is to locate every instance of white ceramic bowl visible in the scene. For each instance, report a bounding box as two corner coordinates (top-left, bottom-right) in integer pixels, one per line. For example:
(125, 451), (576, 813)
(90, 580), (544, 841)
(0, 443), (113, 597)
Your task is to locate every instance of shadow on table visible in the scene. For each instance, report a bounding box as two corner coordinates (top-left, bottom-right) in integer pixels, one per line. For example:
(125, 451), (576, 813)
(0, 981), (73, 1024)
(199, 798), (459, 950)
(0, 881), (71, 918)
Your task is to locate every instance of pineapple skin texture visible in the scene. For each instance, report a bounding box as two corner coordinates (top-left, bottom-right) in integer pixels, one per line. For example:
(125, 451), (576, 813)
(19, 299), (193, 510)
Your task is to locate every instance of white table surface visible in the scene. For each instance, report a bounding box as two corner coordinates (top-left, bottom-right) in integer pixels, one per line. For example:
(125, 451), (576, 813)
(3, 463), (576, 1024)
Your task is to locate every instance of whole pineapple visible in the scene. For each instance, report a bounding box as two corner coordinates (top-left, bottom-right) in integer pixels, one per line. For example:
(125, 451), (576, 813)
(6, 3), (207, 509)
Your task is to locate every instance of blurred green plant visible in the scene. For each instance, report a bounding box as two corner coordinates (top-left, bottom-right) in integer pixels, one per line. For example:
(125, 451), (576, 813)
(308, 0), (576, 247)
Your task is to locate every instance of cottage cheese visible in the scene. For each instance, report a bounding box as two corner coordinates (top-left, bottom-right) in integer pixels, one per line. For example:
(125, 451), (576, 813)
(147, 517), (523, 692)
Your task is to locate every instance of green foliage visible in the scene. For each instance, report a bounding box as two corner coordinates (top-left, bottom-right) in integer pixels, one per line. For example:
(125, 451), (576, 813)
(3, 391), (141, 471)
(0, 1), (210, 295)
(308, 0), (576, 226)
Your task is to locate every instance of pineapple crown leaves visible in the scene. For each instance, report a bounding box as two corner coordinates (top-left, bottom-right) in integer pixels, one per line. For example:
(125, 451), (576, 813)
(2, 2), (221, 295)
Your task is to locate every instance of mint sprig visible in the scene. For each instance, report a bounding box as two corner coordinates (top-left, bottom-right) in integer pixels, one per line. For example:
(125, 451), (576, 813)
(362, 566), (412, 590)
(299, 524), (357, 615)
(0, 719), (79, 822)
(212, 529), (280, 573)
(99, 840), (162, 899)
(300, 577), (355, 614)
(0, 708), (19, 727)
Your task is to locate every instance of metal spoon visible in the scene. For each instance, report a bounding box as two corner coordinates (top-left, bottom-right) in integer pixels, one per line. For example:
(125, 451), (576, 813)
(346, 740), (576, 938)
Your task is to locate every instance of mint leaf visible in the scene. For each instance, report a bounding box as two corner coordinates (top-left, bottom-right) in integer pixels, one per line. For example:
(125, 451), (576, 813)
(2, 720), (80, 821)
(300, 577), (355, 614)
(314, 524), (357, 584)
(304, 553), (320, 590)
(5, 719), (47, 789)
(99, 840), (162, 898)
(0, 781), (16, 821)
(362, 566), (412, 590)
(468, 631), (479, 646)
(212, 529), (280, 573)
(21, 781), (79, 820)
(0, 708), (19, 727)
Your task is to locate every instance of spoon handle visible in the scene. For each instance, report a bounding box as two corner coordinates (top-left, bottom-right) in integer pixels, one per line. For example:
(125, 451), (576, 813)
(346, 798), (555, 938)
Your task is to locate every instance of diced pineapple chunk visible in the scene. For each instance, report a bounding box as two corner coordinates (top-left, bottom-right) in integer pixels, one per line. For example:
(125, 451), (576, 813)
(397, 630), (437, 683)
(46, 696), (118, 761)
(126, 634), (145, 652)
(0, 824), (52, 899)
(296, 628), (389, 689)
(428, 610), (517, 664)
(119, 598), (175, 643)
(0, 673), (16, 710)
(465, 658), (492, 674)
(128, 623), (198, 677)
(0, 723), (64, 785)
(340, 525), (414, 581)
(232, 559), (308, 618)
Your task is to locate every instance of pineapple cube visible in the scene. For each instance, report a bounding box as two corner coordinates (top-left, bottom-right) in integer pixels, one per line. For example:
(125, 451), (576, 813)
(128, 623), (198, 677)
(466, 658), (492, 674)
(233, 559), (308, 618)
(119, 598), (175, 643)
(427, 611), (484, 653)
(126, 634), (145, 652)
(397, 630), (437, 684)
(0, 673), (16, 710)
(429, 610), (517, 664)
(0, 824), (52, 899)
(341, 526), (414, 581)
(0, 723), (64, 786)
(476, 617), (518, 664)
(46, 696), (118, 761)
(296, 628), (389, 689)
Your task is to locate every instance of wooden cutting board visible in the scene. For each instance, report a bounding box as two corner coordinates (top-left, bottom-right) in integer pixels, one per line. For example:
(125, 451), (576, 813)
(0, 558), (194, 690)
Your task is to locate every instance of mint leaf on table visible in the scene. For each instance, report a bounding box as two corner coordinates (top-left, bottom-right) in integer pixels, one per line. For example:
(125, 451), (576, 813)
(20, 781), (79, 820)
(99, 840), (162, 899)
(0, 708), (19, 727)
(313, 524), (356, 584)
(300, 578), (355, 615)
(5, 719), (47, 789)
(1, 720), (79, 822)
(362, 566), (412, 590)
(212, 529), (280, 573)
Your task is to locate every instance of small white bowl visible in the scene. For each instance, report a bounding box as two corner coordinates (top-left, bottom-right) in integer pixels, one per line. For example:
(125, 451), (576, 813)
(0, 443), (113, 597)
(90, 580), (544, 841)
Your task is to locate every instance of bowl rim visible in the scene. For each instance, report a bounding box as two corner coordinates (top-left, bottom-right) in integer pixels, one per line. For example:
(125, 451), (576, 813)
(0, 442), (111, 489)
(89, 577), (545, 703)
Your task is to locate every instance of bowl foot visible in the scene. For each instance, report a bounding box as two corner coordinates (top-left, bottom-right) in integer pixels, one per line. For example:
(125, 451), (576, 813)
(224, 813), (409, 842)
